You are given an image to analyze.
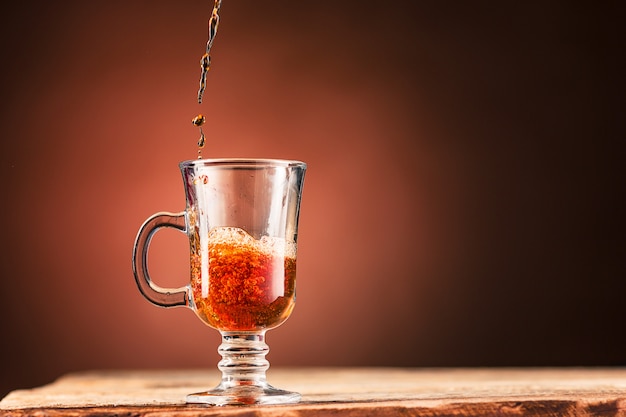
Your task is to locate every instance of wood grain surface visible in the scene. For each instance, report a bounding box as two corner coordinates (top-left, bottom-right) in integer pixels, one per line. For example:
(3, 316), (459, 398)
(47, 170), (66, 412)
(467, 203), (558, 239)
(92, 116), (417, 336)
(2, 368), (626, 416)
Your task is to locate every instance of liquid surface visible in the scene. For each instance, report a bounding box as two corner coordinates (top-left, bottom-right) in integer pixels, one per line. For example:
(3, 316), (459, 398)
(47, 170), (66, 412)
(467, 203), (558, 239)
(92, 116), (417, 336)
(191, 227), (297, 331)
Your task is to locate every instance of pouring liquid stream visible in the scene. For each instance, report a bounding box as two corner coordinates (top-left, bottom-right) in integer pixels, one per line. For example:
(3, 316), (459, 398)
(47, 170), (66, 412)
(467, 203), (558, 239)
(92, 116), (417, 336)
(194, 0), (222, 159)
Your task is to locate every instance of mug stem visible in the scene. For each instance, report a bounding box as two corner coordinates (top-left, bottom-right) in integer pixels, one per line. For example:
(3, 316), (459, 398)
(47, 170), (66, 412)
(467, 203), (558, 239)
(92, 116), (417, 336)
(186, 331), (301, 405)
(218, 332), (270, 385)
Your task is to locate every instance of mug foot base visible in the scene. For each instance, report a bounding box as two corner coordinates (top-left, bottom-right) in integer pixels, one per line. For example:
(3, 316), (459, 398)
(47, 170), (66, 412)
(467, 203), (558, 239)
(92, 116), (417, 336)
(186, 383), (301, 406)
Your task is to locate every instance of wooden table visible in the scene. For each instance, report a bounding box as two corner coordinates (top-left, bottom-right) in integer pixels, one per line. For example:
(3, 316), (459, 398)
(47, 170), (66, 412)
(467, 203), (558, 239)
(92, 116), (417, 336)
(2, 368), (626, 416)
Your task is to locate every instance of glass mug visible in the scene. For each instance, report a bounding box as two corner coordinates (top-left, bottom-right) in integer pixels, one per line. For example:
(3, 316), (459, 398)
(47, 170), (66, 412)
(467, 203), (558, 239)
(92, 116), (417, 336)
(132, 158), (306, 405)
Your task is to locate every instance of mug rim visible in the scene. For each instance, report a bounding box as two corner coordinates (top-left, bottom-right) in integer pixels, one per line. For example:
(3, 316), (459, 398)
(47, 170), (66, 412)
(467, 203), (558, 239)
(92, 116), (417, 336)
(180, 158), (306, 169)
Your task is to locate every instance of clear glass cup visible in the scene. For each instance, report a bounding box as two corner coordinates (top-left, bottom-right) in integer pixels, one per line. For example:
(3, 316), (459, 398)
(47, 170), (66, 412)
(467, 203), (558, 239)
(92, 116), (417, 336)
(132, 158), (306, 405)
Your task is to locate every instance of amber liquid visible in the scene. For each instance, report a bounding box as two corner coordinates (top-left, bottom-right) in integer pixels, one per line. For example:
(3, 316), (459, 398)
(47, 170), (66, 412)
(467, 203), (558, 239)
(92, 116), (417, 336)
(191, 227), (296, 331)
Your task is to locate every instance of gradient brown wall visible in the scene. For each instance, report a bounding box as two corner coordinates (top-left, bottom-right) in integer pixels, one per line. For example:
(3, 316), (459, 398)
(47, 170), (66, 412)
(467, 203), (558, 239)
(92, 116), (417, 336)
(1, 1), (624, 397)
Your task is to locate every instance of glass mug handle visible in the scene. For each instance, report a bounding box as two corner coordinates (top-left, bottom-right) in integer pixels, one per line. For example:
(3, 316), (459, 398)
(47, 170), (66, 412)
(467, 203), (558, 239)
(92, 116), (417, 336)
(132, 211), (190, 307)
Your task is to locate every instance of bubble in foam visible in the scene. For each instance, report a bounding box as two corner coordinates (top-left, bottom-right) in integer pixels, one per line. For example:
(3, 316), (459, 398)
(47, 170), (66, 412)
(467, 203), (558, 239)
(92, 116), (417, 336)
(260, 235), (297, 258)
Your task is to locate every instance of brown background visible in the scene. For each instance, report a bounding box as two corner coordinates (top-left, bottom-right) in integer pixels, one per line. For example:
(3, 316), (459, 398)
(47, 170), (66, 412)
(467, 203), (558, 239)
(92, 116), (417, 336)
(0, 1), (624, 399)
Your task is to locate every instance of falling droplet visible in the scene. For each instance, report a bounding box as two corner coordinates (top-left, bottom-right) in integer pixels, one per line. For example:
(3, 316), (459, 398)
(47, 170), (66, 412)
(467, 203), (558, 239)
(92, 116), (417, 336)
(197, 127), (206, 159)
(197, 127), (206, 148)
(192, 114), (206, 127)
(193, 115), (207, 159)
